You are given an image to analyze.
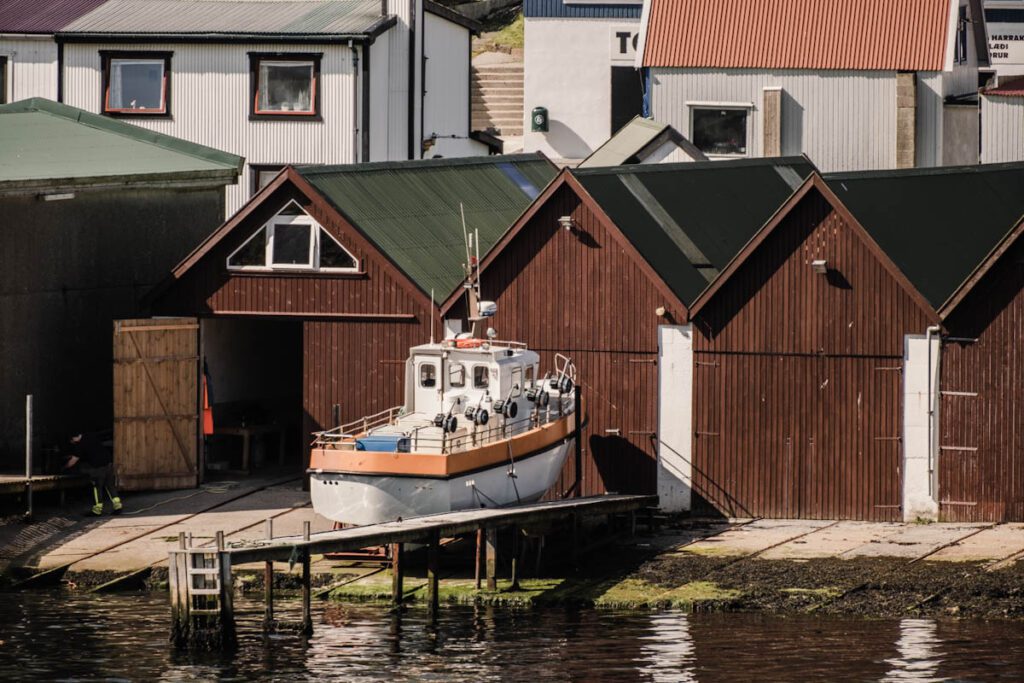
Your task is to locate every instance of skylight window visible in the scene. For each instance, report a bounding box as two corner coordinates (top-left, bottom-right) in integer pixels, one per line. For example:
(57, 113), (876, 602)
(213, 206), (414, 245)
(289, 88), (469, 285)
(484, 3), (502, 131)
(227, 202), (358, 273)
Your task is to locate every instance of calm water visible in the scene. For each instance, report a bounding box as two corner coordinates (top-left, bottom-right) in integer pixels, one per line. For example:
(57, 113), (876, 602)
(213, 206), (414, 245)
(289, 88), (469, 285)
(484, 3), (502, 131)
(1, 592), (1023, 681)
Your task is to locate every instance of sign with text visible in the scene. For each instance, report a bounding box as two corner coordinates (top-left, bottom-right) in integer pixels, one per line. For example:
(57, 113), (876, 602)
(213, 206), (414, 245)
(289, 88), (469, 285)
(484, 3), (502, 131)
(610, 25), (639, 63)
(989, 21), (1024, 65)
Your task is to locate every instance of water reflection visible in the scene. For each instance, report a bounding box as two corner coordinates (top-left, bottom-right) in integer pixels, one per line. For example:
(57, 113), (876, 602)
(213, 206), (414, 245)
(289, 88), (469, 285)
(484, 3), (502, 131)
(883, 619), (942, 682)
(1, 593), (1023, 681)
(639, 611), (697, 682)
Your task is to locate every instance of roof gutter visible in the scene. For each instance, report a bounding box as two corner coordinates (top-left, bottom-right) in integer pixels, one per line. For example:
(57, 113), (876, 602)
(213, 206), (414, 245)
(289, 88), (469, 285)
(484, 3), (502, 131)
(0, 170), (241, 197)
(55, 18), (397, 45)
(0, 33), (55, 40)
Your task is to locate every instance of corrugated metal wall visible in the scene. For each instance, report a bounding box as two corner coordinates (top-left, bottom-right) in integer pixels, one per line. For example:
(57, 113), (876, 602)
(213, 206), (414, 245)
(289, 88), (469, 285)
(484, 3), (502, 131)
(455, 184), (680, 496)
(692, 190), (933, 520)
(0, 37), (58, 101)
(63, 41), (360, 213)
(155, 182), (434, 467)
(981, 95), (1024, 164)
(940, 240), (1024, 521)
(423, 11), (469, 141)
(650, 68), (898, 172)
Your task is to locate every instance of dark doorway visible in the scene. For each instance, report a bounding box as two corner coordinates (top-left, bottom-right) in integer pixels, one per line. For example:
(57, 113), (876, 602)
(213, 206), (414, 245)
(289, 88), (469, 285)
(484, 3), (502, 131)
(200, 318), (303, 476)
(610, 66), (643, 135)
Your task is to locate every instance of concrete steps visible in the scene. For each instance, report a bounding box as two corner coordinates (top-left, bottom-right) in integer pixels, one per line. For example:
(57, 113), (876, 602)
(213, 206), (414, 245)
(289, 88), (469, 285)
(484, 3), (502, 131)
(471, 58), (524, 136)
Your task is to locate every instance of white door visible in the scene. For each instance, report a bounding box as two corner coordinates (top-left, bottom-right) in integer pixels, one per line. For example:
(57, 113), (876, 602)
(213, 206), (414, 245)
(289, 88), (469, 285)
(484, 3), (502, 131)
(414, 357), (441, 415)
(657, 325), (693, 512)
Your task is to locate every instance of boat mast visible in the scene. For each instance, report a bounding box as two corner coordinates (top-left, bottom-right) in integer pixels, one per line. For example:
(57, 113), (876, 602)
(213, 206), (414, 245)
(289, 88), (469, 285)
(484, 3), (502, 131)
(460, 204), (485, 339)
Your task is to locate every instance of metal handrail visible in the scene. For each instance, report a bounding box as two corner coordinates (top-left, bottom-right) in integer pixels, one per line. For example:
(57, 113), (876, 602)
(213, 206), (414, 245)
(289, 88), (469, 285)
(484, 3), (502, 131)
(311, 405), (403, 444)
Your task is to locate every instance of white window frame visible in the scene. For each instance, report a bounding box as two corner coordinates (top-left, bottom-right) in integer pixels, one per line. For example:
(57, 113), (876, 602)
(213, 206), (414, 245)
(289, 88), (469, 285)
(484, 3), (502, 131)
(686, 101), (753, 159)
(226, 201), (360, 273)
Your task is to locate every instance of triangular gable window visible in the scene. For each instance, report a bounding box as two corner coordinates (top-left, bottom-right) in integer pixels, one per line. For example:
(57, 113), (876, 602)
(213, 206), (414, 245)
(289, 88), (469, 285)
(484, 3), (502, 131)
(227, 201), (359, 273)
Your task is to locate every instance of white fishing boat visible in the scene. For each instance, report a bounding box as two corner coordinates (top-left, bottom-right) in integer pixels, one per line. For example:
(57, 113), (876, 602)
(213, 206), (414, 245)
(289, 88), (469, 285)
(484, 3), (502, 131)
(308, 220), (577, 526)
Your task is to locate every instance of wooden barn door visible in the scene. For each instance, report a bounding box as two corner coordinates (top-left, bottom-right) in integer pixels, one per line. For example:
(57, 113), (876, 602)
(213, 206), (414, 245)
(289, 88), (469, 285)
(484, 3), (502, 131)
(113, 318), (200, 491)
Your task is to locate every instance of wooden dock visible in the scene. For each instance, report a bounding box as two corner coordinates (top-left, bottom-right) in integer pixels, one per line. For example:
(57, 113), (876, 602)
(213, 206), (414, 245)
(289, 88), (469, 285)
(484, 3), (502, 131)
(168, 494), (658, 649)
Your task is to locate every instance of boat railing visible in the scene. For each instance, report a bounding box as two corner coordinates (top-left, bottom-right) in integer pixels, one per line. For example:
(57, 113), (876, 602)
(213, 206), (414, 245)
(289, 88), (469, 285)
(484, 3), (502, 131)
(311, 405), (404, 446)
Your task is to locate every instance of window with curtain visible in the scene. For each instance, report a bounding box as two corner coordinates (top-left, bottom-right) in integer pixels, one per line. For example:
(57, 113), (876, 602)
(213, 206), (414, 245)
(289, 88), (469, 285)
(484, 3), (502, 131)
(250, 55), (320, 117)
(103, 53), (170, 115)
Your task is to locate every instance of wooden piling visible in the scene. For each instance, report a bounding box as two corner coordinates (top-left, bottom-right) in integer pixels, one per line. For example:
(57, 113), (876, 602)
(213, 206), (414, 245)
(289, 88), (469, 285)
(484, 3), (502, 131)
(301, 521), (312, 636)
(474, 528), (484, 590)
(426, 532), (440, 618)
(391, 542), (404, 605)
(485, 527), (498, 591)
(510, 526), (520, 591)
(263, 519), (274, 629)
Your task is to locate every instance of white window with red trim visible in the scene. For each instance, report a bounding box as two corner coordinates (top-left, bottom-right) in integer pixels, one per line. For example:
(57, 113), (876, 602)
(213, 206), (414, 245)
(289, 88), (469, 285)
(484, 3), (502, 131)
(227, 201), (358, 273)
(102, 52), (171, 116)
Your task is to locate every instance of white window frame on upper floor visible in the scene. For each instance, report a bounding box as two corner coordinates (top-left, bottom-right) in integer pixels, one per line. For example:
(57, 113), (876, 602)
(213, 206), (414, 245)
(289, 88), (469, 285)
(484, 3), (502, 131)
(226, 201), (360, 274)
(686, 101), (754, 159)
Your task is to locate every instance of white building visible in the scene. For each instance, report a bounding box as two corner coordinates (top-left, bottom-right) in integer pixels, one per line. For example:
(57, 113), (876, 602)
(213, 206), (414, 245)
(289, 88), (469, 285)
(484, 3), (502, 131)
(981, 78), (1024, 162)
(522, 0), (644, 161)
(986, 0), (1024, 77)
(639, 0), (990, 171)
(3, 0), (488, 215)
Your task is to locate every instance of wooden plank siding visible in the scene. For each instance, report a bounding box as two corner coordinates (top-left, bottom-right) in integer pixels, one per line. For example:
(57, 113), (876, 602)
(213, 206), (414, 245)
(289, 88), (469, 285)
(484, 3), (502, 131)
(154, 180), (435, 470)
(940, 238), (1024, 521)
(692, 190), (933, 520)
(450, 184), (681, 496)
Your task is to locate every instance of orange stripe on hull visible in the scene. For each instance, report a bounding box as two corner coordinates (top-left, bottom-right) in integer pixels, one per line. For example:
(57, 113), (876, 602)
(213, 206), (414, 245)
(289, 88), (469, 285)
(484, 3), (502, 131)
(309, 413), (575, 478)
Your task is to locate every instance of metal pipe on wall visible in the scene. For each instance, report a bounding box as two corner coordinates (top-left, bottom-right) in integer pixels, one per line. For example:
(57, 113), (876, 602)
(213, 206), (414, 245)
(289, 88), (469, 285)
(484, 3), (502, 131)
(24, 394), (33, 521)
(925, 325), (941, 496)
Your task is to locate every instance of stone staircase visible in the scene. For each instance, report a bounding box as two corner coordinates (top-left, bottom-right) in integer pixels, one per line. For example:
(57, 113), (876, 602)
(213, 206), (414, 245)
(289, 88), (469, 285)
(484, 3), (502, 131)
(471, 60), (524, 137)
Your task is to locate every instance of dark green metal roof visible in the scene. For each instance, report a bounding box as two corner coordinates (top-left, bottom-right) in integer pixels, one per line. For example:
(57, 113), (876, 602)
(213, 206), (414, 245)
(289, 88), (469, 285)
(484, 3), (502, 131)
(574, 156), (816, 306)
(826, 162), (1024, 310)
(295, 154), (557, 298)
(0, 98), (242, 190)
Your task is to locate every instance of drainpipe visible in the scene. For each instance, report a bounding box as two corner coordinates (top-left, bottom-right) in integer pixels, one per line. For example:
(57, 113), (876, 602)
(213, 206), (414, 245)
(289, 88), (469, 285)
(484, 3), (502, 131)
(349, 41), (359, 162)
(925, 324), (941, 496)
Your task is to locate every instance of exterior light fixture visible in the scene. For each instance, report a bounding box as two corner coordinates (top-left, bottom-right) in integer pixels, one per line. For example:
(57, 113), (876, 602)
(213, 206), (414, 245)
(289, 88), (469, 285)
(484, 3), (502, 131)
(40, 192), (75, 201)
(655, 306), (667, 317)
(558, 215), (576, 232)
(811, 259), (828, 274)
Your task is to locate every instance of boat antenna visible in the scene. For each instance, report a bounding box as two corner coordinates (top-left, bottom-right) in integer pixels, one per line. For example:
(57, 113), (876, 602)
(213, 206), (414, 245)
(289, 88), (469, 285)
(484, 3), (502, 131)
(430, 288), (435, 344)
(460, 204), (483, 338)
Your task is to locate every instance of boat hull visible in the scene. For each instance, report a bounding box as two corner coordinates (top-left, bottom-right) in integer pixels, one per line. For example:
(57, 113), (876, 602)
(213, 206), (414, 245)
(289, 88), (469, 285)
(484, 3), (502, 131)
(310, 438), (572, 525)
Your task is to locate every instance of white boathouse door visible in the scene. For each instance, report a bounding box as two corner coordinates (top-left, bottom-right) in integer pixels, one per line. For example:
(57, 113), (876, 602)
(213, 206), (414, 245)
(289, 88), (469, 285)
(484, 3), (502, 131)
(414, 357), (442, 415)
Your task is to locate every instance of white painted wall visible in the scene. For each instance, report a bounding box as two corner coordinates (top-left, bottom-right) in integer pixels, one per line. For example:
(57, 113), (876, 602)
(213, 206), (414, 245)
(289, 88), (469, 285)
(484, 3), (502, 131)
(657, 324), (692, 513)
(63, 41), (363, 214)
(370, 31), (393, 162)
(649, 68), (899, 172)
(902, 333), (941, 522)
(981, 94), (1024, 162)
(523, 17), (641, 160)
(917, 71), (945, 167)
(423, 12), (473, 155)
(0, 36), (58, 101)
(985, 0), (1024, 77)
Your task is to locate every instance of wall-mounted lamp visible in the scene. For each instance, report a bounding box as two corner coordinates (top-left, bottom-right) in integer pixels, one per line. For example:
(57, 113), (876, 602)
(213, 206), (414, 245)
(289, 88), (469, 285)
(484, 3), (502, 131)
(558, 215), (576, 232)
(811, 259), (828, 274)
(40, 192), (75, 202)
(655, 306), (667, 317)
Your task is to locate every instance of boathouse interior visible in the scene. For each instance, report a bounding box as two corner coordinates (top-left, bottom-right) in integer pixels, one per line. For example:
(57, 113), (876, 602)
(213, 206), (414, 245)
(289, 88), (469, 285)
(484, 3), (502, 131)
(200, 318), (303, 475)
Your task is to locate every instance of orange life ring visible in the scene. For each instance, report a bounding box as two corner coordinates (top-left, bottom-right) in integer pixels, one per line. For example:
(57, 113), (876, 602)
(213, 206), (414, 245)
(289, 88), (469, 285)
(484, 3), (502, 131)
(455, 338), (485, 349)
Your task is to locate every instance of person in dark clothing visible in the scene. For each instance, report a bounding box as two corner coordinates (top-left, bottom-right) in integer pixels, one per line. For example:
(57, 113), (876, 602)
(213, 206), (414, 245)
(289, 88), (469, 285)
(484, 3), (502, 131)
(65, 432), (123, 516)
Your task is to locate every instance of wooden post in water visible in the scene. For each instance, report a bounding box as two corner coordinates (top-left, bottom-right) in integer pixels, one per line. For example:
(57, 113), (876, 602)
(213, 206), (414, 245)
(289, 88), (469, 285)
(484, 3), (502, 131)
(391, 542), (404, 605)
(301, 521), (312, 636)
(426, 532), (440, 619)
(510, 526), (520, 591)
(263, 518), (274, 630)
(485, 527), (498, 591)
(474, 528), (484, 590)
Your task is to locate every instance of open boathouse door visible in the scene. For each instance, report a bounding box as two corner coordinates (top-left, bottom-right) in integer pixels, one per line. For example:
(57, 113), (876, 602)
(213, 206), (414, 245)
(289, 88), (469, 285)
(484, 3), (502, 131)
(113, 317), (200, 491)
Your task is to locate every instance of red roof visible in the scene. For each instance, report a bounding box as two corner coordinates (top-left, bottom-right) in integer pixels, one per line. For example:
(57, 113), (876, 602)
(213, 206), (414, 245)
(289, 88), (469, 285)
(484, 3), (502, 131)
(0, 0), (109, 33)
(642, 0), (953, 71)
(984, 77), (1024, 98)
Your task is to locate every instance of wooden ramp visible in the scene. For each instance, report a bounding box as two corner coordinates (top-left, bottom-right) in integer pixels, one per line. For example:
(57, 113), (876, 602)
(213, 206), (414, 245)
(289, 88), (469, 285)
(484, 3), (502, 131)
(168, 494), (658, 649)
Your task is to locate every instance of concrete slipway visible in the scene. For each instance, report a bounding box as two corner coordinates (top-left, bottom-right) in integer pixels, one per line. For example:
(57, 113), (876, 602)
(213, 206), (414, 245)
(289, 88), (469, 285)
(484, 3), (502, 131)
(5, 479), (1024, 587)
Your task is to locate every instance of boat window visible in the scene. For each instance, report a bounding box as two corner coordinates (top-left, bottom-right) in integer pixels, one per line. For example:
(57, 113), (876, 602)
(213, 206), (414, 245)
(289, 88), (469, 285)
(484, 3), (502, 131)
(448, 363), (465, 388)
(511, 366), (523, 397)
(473, 366), (489, 389)
(420, 363), (437, 388)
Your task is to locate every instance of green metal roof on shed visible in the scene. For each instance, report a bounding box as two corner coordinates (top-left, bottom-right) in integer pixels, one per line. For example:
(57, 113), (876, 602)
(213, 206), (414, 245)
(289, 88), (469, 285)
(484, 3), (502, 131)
(0, 98), (242, 191)
(826, 162), (1024, 311)
(574, 156), (816, 306)
(295, 154), (557, 298)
